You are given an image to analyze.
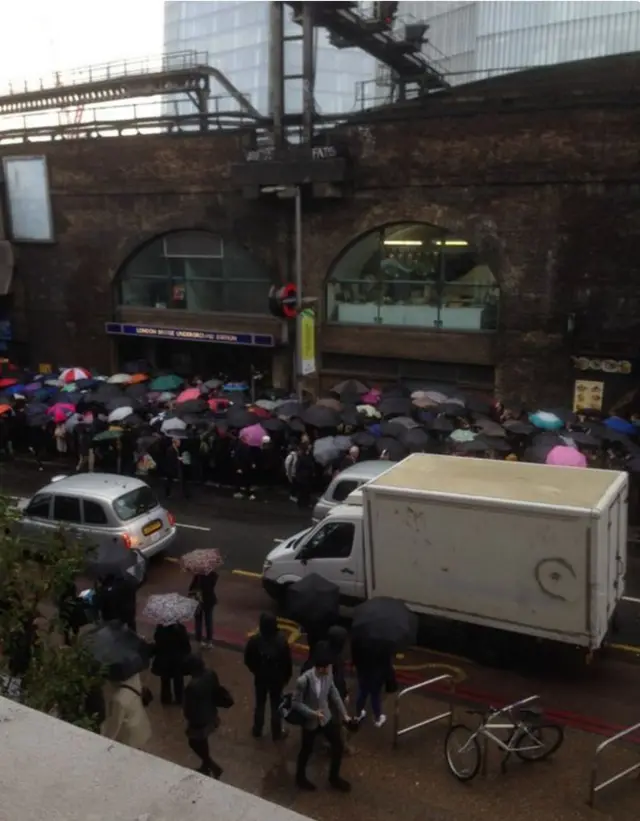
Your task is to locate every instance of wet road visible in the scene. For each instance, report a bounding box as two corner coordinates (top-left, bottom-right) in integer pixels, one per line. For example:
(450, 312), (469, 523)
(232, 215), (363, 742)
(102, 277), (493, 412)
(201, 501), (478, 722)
(4, 460), (640, 650)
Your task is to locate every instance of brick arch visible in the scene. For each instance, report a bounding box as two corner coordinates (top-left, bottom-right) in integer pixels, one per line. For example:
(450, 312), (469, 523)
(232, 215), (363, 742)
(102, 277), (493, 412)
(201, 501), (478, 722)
(107, 220), (229, 284)
(306, 194), (506, 300)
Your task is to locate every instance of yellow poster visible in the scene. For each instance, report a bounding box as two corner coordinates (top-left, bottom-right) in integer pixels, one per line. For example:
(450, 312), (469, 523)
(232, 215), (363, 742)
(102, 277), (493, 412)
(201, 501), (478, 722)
(38, 363), (53, 374)
(300, 309), (316, 376)
(573, 379), (604, 412)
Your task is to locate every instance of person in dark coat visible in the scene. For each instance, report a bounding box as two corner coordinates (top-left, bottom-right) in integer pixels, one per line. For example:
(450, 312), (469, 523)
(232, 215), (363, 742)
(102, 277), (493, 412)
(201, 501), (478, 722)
(95, 575), (137, 632)
(183, 654), (225, 779)
(151, 622), (191, 705)
(57, 580), (87, 645)
(294, 444), (315, 508)
(189, 570), (218, 647)
(233, 441), (255, 500)
(244, 613), (292, 740)
(351, 638), (393, 729)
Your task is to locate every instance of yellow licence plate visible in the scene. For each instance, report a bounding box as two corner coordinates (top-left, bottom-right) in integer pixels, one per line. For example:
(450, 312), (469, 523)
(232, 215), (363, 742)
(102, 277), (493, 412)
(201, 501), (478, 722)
(143, 520), (162, 537)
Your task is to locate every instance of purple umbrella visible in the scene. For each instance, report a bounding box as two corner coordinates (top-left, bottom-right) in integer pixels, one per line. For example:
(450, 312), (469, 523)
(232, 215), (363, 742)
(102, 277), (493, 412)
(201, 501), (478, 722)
(239, 423), (267, 448)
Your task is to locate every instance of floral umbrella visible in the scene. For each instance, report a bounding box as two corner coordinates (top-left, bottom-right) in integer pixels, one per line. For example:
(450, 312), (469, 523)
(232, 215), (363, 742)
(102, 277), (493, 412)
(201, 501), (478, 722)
(180, 548), (224, 575)
(142, 593), (199, 626)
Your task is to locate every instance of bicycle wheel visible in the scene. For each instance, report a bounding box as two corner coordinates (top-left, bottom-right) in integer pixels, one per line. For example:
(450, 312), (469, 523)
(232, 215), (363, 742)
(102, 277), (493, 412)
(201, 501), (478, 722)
(444, 724), (482, 782)
(513, 723), (564, 761)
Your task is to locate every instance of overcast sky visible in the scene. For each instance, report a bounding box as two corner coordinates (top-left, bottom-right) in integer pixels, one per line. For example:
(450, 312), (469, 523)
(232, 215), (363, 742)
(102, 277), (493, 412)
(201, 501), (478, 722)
(1, 0), (164, 91)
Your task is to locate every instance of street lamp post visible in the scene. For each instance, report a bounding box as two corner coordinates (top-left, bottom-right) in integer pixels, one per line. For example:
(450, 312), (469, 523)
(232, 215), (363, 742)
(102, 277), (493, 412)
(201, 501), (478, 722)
(261, 184), (305, 400)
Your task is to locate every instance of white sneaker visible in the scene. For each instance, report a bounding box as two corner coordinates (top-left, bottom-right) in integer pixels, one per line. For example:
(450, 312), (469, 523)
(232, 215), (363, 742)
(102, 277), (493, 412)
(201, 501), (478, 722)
(249, 494), (256, 501)
(233, 492), (243, 499)
(357, 710), (366, 722)
(374, 715), (387, 729)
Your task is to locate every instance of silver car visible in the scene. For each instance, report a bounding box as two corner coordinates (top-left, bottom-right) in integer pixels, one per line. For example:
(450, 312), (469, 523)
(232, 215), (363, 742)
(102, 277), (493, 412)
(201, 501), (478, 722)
(17, 473), (178, 573)
(312, 460), (392, 522)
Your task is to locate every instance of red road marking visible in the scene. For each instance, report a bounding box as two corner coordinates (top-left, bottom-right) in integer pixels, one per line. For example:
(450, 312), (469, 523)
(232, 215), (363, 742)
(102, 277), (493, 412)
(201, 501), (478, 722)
(148, 618), (636, 742)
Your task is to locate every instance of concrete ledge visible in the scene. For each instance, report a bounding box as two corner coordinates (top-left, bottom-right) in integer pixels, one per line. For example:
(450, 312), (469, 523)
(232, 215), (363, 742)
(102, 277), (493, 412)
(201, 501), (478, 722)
(0, 696), (312, 821)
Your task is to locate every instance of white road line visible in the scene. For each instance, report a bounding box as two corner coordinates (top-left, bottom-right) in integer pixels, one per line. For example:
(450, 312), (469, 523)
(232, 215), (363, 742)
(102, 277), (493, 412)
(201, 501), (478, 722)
(177, 523), (211, 532)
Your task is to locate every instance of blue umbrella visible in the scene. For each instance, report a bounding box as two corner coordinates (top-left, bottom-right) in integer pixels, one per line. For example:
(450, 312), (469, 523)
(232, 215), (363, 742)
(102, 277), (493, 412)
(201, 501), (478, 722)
(3, 384), (26, 395)
(604, 416), (636, 436)
(223, 382), (248, 392)
(529, 411), (564, 431)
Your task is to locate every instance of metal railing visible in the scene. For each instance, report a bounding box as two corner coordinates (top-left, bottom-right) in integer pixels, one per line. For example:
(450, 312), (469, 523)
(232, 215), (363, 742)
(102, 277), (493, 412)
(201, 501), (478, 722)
(1, 51), (209, 98)
(588, 721), (640, 807)
(393, 673), (454, 748)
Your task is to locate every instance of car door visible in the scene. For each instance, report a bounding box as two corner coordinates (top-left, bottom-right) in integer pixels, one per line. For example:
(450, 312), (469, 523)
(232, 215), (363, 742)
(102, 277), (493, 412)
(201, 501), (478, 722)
(81, 498), (113, 552)
(51, 494), (83, 546)
(20, 493), (55, 545)
(299, 520), (359, 599)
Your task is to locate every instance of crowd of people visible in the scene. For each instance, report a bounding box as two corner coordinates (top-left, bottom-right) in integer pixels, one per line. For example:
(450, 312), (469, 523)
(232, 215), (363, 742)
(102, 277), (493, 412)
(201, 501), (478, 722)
(1, 365), (640, 511)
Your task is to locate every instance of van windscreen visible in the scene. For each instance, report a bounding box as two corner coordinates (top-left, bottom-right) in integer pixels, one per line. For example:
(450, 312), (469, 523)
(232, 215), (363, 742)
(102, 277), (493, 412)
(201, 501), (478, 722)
(113, 486), (158, 521)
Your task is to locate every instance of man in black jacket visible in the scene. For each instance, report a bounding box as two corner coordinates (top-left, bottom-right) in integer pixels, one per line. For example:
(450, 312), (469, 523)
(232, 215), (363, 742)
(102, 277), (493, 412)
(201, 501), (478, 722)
(244, 613), (292, 741)
(183, 654), (226, 779)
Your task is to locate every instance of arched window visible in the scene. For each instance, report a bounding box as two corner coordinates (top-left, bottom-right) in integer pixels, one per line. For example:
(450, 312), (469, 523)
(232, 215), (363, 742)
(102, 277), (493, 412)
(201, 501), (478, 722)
(326, 222), (499, 331)
(117, 230), (272, 315)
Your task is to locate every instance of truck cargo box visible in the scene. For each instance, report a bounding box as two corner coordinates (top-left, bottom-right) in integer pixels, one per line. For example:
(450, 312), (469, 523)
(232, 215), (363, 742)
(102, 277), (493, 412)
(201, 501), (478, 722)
(362, 454), (628, 649)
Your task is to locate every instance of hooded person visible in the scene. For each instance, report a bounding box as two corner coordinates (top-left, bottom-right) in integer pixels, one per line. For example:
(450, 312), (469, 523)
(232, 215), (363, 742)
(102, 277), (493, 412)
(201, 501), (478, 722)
(244, 613), (292, 740)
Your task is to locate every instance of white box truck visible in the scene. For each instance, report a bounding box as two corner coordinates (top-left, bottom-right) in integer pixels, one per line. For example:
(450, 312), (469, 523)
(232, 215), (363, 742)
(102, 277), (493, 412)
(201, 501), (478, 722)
(262, 454), (628, 655)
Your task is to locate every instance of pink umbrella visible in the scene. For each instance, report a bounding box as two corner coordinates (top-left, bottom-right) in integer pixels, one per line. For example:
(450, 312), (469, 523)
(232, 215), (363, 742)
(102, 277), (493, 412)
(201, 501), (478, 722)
(60, 367), (90, 384)
(208, 398), (230, 411)
(176, 387), (201, 403)
(545, 445), (587, 468)
(361, 389), (381, 405)
(47, 402), (76, 424)
(239, 423), (267, 448)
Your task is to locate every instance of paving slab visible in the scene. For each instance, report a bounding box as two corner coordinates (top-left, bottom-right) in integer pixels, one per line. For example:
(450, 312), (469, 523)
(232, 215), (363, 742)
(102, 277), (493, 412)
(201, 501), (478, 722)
(138, 646), (640, 821)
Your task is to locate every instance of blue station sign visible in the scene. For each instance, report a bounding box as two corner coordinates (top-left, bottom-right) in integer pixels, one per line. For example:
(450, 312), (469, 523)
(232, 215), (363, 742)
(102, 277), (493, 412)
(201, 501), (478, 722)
(105, 322), (275, 348)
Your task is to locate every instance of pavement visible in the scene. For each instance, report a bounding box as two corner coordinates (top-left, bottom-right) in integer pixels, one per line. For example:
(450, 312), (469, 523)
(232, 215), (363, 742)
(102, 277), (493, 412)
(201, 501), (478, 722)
(137, 633), (640, 821)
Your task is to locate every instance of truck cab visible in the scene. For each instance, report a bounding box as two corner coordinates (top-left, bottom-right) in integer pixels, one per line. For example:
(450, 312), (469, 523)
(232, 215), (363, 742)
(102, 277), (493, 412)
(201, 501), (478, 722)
(262, 497), (366, 606)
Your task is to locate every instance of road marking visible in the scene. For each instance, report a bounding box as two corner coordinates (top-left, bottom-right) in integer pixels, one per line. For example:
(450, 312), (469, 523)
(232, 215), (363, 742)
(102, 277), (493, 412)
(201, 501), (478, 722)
(177, 523), (211, 532)
(232, 569), (262, 579)
(164, 556), (180, 564)
(622, 596), (640, 604)
(609, 643), (640, 655)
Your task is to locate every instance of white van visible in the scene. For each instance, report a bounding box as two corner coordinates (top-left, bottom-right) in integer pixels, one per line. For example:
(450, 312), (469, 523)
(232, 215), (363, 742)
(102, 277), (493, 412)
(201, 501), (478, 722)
(311, 460), (391, 523)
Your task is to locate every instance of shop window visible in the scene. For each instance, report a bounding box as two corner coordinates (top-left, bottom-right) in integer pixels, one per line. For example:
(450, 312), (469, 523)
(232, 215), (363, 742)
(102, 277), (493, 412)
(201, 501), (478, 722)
(117, 230), (272, 314)
(326, 222), (499, 332)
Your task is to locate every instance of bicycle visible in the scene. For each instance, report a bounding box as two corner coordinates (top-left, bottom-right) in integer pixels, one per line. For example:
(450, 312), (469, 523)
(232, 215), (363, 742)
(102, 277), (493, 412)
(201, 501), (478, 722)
(444, 695), (565, 782)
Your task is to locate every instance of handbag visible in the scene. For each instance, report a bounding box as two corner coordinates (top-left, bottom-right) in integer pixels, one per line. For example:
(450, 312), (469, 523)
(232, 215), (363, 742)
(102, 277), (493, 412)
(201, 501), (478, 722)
(212, 683), (234, 709)
(121, 683), (154, 707)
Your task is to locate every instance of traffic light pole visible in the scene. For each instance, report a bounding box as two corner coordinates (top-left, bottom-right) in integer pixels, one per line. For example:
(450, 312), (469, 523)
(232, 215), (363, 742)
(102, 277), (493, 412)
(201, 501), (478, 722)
(294, 185), (304, 401)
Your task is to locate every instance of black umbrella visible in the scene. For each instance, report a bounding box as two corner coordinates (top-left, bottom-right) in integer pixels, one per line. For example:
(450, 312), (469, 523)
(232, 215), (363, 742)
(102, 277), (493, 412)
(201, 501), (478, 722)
(438, 401), (467, 417)
(176, 398), (208, 414)
(456, 438), (492, 454)
(262, 417), (287, 434)
(375, 436), (408, 460)
(277, 400), (304, 418)
(26, 413), (49, 427)
(400, 427), (431, 452)
(121, 413), (144, 428)
(351, 597), (417, 650)
(92, 383), (124, 401)
(302, 405), (340, 428)
(288, 418), (306, 434)
(82, 621), (151, 682)
(84, 542), (139, 581)
(125, 383), (149, 400)
(428, 416), (454, 433)
(340, 405), (360, 428)
(25, 402), (48, 417)
(352, 431), (376, 449)
(465, 396), (493, 415)
(479, 435), (512, 452)
(332, 379), (368, 397)
(503, 420), (535, 436)
(106, 396), (134, 412)
(286, 573), (341, 626)
(226, 406), (261, 428)
(378, 397), (412, 418)
(626, 458), (640, 473)
(566, 431), (600, 448)
(523, 444), (554, 463)
(379, 420), (406, 438)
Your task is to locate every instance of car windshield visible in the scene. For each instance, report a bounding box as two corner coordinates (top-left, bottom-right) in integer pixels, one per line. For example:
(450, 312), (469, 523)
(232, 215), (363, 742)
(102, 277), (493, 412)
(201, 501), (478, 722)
(113, 486), (159, 521)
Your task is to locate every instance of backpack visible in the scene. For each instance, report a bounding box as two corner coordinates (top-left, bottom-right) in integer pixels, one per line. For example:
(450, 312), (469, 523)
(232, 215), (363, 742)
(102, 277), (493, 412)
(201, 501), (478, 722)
(256, 634), (285, 677)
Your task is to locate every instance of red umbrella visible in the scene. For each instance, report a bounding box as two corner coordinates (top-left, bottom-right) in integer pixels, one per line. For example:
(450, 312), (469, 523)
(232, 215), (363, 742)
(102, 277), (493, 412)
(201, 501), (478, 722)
(0, 378), (17, 388)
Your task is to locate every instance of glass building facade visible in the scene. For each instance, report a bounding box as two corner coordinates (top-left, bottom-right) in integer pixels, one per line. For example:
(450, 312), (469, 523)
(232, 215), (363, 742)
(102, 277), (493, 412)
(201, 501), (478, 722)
(399, 1), (640, 85)
(163, 0), (375, 115)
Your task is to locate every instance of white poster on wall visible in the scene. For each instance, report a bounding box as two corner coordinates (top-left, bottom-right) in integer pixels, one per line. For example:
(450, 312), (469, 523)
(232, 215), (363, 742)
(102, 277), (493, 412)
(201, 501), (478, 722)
(2, 156), (54, 242)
